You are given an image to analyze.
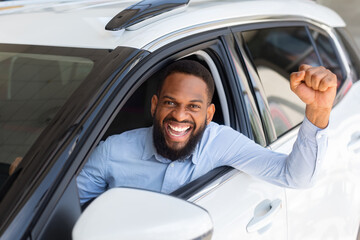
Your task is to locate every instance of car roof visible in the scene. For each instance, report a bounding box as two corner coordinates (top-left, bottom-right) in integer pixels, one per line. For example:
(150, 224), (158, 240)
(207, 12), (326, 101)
(0, 0), (345, 50)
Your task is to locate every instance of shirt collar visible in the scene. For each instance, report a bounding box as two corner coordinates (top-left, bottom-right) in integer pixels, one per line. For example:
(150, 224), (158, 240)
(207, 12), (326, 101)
(142, 126), (198, 164)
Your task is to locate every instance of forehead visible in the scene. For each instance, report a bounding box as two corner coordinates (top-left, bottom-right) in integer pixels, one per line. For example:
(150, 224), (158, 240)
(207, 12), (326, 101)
(160, 73), (208, 100)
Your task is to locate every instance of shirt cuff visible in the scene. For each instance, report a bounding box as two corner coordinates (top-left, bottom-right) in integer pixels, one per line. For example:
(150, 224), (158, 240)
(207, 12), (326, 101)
(301, 116), (328, 167)
(300, 116), (328, 144)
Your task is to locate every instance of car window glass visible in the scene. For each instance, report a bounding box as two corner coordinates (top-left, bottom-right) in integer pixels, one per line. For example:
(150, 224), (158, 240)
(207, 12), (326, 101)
(310, 29), (345, 89)
(226, 39), (266, 146)
(336, 28), (360, 81)
(241, 27), (321, 138)
(0, 51), (93, 184)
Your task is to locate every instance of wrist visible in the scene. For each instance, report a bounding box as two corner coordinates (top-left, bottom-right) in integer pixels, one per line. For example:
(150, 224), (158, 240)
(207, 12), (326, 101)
(305, 106), (331, 129)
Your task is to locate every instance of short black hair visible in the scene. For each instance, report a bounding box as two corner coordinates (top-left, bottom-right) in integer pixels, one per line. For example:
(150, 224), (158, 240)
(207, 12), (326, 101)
(157, 59), (215, 103)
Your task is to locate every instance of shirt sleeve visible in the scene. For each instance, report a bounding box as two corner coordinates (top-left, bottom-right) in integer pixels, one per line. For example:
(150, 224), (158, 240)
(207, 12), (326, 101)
(215, 117), (328, 188)
(77, 140), (108, 205)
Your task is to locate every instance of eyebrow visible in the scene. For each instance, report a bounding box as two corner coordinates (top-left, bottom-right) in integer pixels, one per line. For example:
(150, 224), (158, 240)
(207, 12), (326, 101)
(162, 95), (204, 104)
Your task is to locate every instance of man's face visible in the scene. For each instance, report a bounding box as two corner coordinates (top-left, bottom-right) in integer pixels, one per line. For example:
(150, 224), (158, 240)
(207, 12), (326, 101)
(151, 72), (215, 160)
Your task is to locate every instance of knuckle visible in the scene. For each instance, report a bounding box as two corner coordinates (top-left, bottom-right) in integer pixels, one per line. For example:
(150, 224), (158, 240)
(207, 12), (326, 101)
(327, 72), (337, 84)
(312, 72), (322, 81)
(305, 68), (312, 74)
(332, 72), (337, 80)
(299, 64), (311, 71)
(325, 69), (336, 77)
(326, 69), (333, 76)
(305, 67), (316, 76)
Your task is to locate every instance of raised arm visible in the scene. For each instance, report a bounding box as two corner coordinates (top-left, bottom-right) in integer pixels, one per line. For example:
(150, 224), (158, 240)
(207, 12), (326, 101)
(290, 64), (337, 129)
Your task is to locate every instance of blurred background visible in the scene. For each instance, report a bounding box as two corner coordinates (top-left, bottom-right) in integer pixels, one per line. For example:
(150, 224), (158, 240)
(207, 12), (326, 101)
(319, 0), (360, 47)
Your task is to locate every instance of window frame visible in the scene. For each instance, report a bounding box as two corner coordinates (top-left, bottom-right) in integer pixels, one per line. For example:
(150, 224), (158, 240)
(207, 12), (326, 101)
(307, 25), (347, 90)
(0, 44), (128, 239)
(231, 21), (350, 144)
(335, 27), (360, 82)
(79, 32), (254, 204)
(238, 25), (318, 141)
(11, 28), (253, 239)
(333, 27), (360, 101)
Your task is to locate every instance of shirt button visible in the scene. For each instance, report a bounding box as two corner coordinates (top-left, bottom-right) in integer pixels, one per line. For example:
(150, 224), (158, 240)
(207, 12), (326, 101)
(170, 163), (174, 167)
(317, 134), (322, 140)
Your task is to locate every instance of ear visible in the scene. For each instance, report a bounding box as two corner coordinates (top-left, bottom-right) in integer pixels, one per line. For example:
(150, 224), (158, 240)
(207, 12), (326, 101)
(206, 103), (215, 125)
(151, 95), (158, 117)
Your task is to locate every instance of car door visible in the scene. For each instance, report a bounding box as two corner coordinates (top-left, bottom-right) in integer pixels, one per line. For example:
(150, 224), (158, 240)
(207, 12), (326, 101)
(0, 45), (131, 240)
(185, 169), (287, 239)
(74, 30), (288, 239)
(168, 33), (288, 239)
(283, 26), (360, 240)
(237, 22), (360, 239)
(15, 28), (287, 240)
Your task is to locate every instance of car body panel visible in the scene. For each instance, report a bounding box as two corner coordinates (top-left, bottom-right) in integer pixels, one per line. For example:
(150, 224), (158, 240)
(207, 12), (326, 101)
(0, 0), (345, 50)
(0, 46), (149, 238)
(270, 80), (360, 239)
(0, 0), (359, 239)
(194, 170), (287, 239)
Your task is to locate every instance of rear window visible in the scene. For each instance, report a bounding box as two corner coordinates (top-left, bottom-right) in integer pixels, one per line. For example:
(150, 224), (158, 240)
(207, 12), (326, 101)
(336, 27), (360, 81)
(241, 27), (318, 138)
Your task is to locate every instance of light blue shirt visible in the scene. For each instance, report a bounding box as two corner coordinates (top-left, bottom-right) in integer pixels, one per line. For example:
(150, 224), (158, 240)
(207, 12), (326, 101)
(77, 118), (327, 204)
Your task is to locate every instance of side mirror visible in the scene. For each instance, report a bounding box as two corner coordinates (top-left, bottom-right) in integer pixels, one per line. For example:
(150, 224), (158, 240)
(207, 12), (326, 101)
(72, 188), (213, 240)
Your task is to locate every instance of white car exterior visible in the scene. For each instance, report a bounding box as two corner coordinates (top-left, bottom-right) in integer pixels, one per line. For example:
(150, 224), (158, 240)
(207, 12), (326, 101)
(0, 0), (346, 50)
(0, 0), (359, 239)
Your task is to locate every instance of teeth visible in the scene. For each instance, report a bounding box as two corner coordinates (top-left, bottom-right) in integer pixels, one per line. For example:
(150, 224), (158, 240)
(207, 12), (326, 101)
(169, 124), (190, 132)
(169, 131), (183, 137)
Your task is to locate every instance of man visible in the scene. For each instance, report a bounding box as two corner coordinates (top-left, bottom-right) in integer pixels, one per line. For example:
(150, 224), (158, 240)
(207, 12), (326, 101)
(77, 60), (337, 205)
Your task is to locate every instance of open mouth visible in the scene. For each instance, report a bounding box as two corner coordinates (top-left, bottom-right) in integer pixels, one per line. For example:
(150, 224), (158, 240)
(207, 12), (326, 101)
(165, 122), (193, 140)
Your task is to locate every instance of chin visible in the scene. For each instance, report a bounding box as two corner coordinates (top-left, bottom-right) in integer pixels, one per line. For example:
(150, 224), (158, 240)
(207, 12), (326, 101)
(166, 141), (188, 151)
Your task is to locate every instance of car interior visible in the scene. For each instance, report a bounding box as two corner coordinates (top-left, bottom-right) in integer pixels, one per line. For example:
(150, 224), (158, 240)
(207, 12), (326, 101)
(79, 50), (231, 210)
(102, 51), (227, 141)
(0, 53), (93, 189)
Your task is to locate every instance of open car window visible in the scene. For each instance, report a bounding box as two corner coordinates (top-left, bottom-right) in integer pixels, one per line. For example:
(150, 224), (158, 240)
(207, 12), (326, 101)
(80, 49), (230, 209)
(103, 50), (227, 140)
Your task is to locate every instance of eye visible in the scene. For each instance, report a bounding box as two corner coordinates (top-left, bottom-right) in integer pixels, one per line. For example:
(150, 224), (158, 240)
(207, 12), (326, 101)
(164, 101), (175, 106)
(189, 104), (201, 110)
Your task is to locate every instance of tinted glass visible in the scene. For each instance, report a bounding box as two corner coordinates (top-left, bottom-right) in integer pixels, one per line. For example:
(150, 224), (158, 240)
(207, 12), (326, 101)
(310, 29), (345, 89)
(336, 27), (360, 81)
(0, 49), (95, 180)
(242, 27), (321, 137)
(228, 46), (266, 146)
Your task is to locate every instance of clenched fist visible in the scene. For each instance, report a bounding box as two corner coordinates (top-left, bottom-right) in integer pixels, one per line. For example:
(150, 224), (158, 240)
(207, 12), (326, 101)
(290, 64), (337, 128)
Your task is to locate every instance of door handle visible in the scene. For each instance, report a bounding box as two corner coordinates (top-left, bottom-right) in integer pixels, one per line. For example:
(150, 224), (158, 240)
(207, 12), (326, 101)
(348, 132), (360, 153)
(246, 199), (282, 233)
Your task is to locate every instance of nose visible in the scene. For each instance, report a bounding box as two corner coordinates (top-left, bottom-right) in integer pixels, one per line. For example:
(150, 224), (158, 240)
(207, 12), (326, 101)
(171, 105), (189, 122)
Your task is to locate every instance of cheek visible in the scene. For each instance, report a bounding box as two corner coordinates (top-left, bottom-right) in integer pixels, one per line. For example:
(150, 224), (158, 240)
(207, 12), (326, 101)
(193, 112), (207, 127)
(154, 107), (169, 123)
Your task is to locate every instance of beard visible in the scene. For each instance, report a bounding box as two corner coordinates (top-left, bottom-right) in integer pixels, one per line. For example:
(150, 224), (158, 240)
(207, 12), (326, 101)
(152, 115), (207, 161)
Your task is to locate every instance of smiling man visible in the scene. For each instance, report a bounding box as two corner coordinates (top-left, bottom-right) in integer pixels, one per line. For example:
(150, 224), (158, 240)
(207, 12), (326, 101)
(77, 59), (337, 205)
(151, 65), (215, 161)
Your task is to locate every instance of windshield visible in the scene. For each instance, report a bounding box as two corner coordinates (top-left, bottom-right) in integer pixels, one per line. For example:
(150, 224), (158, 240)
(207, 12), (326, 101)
(0, 45), (108, 186)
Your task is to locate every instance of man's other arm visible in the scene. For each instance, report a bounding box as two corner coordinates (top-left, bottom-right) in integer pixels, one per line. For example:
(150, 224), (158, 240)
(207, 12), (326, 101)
(77, 141), (108, 205)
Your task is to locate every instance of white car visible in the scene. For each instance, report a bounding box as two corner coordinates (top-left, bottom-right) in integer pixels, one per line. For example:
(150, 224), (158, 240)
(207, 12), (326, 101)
(0, 0), (359, 239)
